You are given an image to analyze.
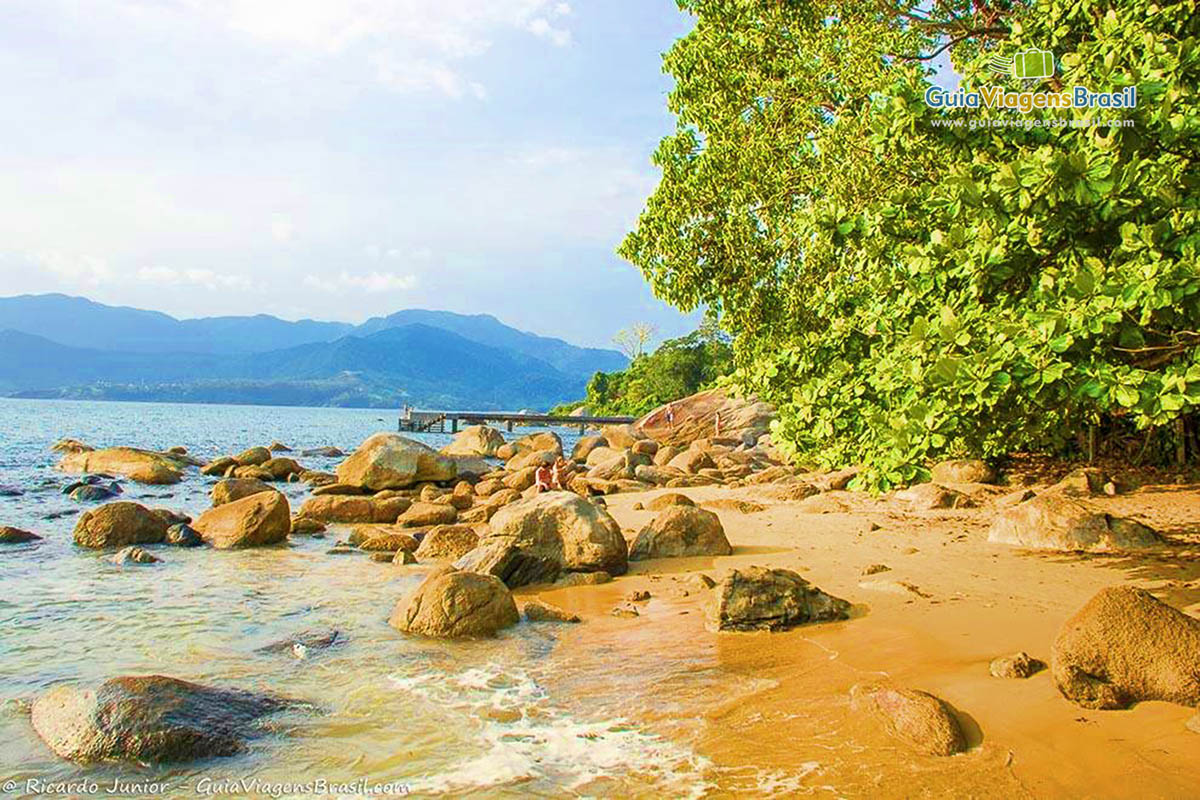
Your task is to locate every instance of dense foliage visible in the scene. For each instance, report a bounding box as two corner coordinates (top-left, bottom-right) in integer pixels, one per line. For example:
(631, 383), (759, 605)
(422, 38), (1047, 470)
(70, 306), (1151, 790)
(554, 318), (734, 416)
(621, 0), (1200, 486)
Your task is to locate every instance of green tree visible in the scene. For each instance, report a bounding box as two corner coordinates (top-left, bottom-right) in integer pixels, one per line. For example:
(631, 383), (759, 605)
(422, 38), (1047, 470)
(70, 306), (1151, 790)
(621, 0), (1200, 487)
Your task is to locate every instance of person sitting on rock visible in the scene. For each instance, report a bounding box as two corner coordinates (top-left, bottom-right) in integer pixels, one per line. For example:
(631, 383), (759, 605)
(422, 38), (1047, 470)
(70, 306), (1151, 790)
(551, 457), (571, 490)
(535, 464), (553, 492)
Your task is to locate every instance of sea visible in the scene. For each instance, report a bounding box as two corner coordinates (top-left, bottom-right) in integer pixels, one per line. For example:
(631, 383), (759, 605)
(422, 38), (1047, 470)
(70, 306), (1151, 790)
(0, 399), (719, 799)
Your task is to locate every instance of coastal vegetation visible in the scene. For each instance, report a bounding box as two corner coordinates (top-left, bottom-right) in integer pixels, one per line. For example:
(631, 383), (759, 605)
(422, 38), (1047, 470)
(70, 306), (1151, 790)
(621, 0), (1200, 487)
(552, 315), (734, 417)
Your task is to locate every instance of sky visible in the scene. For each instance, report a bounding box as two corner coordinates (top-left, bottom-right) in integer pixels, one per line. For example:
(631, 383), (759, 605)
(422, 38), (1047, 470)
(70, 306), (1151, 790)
(0, 1), (701, 348)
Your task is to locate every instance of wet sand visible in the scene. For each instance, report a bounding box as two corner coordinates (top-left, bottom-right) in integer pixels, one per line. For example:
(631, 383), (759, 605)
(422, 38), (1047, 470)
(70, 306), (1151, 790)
(522, 482), (1200, 798)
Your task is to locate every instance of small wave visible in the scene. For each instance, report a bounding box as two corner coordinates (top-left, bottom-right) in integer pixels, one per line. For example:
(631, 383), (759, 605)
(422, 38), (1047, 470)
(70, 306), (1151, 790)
(390, 663), (716, 798)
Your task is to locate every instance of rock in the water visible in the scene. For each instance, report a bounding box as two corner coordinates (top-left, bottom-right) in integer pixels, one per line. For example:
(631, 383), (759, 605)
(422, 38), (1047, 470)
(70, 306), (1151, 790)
(337, 433), (456, 491)
(260, 457), (302, 481)
(233, 447), (272, 466)
(58, 448), (185, 485)
(211, 477), (275, 507)
(523, 600), (581, 623)
(988, 494), (1160, 552)
(290, 517), (326, 535)
(0, 484), (24, 497)
(440, 425), (506, 457)
(554, 571), (613, 588)
(301, 446), (345, 458)
(358, 530), (419, 553)
(1052, 586), (1200, 709)
(30, 675), (288, 763)
(415, 525), (479, 561)
(646, 492), (695, 511)
(477, 491), (628, 585)
(630, 506), (732, 560)
(73, 502), (169, 549)
(201, 457), (237, 477)
(388, 567), (519, 638)
(112, 546), (160, 565)
(0, 526), (42, 544)
(849, 683), (967, 756)
(989, 652), (1044, 679)
(710, 566), (849, 631)
(51, 438), (93, 454)
(69, 484), (120, 502)
(268, 441), (292, 452)
(930, 459), (995, 484)
(193, 491), (290, 549)
(165, 523), (203, 547)
(256, 629), (341, 655)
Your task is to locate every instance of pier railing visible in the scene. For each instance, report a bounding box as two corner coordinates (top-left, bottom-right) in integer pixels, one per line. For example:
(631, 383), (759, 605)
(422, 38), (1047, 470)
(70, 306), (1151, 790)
(398, 410), (635, 433)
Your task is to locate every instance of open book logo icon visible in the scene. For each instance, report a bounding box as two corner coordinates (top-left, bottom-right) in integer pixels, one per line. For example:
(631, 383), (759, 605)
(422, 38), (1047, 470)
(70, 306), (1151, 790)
(989, 49), (1055, 80)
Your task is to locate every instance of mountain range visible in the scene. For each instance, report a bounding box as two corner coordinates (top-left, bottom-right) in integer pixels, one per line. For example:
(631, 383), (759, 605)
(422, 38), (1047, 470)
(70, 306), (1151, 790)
(0, 294), (626, 409)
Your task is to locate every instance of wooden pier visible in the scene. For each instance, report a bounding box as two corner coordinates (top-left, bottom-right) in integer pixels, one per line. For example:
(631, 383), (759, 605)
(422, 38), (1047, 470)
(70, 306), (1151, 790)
(398, 410), (635, 434)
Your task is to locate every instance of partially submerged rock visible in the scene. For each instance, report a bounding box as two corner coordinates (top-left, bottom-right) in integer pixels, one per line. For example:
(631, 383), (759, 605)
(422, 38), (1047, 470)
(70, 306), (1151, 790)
(388, 567), (519, 638)
(849, 683), (967, 756)
(32, 676), (289, 763)
(298, 495), (410, 524)
(74, 502), (169, 549)
(988, 494), (1160, 552)
(0, 526), (42, 544)
(58, 448), (185, 485)
(630, 506), (732, 560)
(211, 477), (275, 507)
(1052, 586), (1200, 709)
(710, 567), (850, 632)
(193, 491), (290, 549)
(256, 629), (342, 655)
(112, 546), (160, 565)
(337, 433), (456, 491)
(165, 523), (203, 547)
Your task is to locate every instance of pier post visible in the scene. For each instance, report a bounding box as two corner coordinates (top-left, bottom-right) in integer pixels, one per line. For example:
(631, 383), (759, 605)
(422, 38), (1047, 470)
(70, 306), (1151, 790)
(451, 417), (458, 434)
(506, 420), (513, 432)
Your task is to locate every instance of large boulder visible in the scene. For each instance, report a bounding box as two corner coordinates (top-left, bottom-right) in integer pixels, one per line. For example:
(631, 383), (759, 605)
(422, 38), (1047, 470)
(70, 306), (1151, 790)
(388, 567), (519, 638)
(600, 424), (645, 449)
(31, 675), (288, 763)
(511, 431), (563, 456)
(637, 388), (776, 448)
(415, 525), (480, 561)
(667, 449), (715, 475)
(1052, 586), (1200, 710)
(57, 448), (185, 485)
(479, 491), (628, 584)
(930, 459), (995, 484)
(849, 684), (967, 756)
(630, 506), (732, 560)
(260, 457), (302, 481)
(988, 494), (1160, 552)
(193, 491), (290, 549)
(710, 567), (849, 631)
(571, 435), (608, 463)
(210, 478), (275, 507)
(337, 433), (456, 490)
(73, 502), (168, 548)
(440, 425), (506, 457)
(398, 501), (458, 528)
(297, 495), (410, 524)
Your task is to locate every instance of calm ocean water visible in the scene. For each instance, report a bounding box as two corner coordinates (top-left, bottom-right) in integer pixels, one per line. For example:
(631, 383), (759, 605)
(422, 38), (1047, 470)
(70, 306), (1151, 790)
(0, 399), (716, 799)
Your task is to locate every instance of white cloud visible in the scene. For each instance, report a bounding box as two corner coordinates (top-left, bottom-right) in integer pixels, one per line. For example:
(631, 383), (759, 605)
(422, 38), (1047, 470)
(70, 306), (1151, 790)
(34, 251), (114, 286)
(137, 266), (253, 291)
(302, 270), (418, 293)
(527, 17), (572, 47)
(270, 214), (294, 242)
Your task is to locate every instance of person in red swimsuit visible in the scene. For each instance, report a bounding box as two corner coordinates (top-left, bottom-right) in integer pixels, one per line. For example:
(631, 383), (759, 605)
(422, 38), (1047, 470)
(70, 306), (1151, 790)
(534, 464), (553, 492)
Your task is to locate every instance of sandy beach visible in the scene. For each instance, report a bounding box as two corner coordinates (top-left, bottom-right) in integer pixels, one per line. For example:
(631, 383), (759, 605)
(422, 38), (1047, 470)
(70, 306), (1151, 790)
(520, 480), (1200, 798)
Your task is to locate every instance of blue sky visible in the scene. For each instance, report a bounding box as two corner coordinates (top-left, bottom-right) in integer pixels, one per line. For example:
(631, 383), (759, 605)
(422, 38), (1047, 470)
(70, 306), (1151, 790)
(0, 1), (700, 348)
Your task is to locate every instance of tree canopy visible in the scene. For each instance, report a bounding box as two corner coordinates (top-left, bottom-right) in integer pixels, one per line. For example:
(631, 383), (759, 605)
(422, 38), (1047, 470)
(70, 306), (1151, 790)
(621, 0), (1200, 487)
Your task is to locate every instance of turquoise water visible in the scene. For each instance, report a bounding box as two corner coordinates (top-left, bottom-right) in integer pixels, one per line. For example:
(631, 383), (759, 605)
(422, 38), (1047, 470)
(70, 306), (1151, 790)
(0, 399), (718, 799)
